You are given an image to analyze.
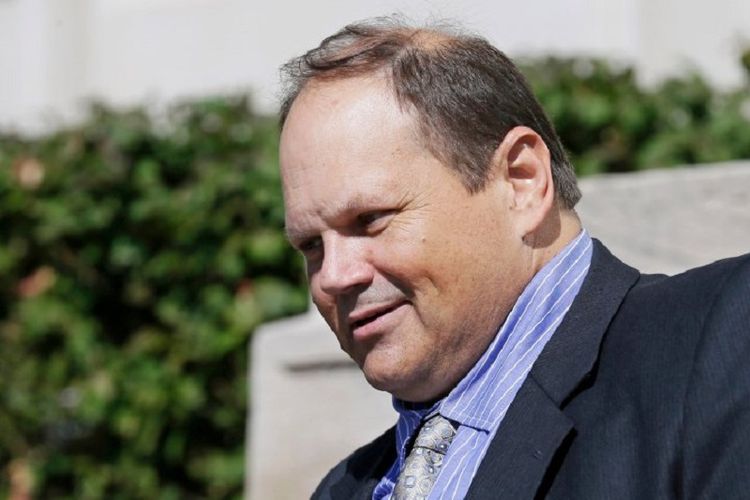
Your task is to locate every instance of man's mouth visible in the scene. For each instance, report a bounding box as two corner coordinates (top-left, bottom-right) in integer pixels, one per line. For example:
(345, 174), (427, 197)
(348, 302), (405, 332)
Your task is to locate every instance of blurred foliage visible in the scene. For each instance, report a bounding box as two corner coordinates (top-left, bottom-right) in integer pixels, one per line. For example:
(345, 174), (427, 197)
(522, 54), (750, 175)
(1, 54), (750, 498)
(0, 98), (307, 499)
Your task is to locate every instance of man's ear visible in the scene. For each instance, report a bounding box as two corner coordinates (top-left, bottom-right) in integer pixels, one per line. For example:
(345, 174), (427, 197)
(491, 125), (555, 236)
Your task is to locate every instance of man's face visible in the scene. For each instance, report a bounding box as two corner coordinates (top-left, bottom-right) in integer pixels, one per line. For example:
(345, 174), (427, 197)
(280, 76), (531, 402)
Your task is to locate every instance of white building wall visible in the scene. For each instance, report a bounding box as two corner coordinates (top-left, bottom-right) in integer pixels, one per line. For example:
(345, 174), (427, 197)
(0, 0), (747, 132)
(638, 0), (750, 88)
(1, 0), (89, 131)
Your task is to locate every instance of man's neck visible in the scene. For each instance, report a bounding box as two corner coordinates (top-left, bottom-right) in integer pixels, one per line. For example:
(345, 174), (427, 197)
(527, 208), (583, 278)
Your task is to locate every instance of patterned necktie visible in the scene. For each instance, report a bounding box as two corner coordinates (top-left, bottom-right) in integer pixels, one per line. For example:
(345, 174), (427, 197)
(393, 414), (456, 500)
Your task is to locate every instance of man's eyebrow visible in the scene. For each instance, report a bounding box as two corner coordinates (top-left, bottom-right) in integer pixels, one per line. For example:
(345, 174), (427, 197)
(287, 196), (377, 236)
(334, 192), (394, 215)
(283, 191), (398, 243)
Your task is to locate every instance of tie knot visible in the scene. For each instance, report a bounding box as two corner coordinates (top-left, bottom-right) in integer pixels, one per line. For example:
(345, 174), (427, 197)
(413, 414), (455, 454)
(393, 414), (457, 499)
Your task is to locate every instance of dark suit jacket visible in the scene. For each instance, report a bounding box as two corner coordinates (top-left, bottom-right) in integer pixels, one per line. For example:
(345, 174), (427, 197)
(312, 240), (750, 499)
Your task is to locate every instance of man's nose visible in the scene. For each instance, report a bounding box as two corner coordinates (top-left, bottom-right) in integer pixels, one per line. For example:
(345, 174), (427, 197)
(317, 235), (373, 296)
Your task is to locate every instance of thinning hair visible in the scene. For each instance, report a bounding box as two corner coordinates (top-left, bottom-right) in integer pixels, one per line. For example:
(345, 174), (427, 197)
(280, 17), (581, 208)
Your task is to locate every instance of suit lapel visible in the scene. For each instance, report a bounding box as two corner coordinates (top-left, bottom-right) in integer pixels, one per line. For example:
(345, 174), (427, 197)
(531, 240), (640, 405)
(466, 377), (574, 499)
(346, 477), (385, 500)
(329, 475), (384, 500)
(326, 427), (397, 500)
(467, 240), (640, 498)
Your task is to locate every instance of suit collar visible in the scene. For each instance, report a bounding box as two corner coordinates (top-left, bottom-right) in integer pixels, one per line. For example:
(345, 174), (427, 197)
(466, 239), (640, 498)
(322, 427), (397, 500)
(530, 239), (640, 405)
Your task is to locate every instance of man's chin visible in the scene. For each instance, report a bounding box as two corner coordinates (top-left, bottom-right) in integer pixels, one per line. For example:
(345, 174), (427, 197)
(347, 341), (430, 399)
(359, 362), (429, 401)
(360, 362), (410, 396)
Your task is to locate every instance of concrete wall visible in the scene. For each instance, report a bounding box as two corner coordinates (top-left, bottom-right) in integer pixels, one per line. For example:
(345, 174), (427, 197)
(2, 0), (748, 132)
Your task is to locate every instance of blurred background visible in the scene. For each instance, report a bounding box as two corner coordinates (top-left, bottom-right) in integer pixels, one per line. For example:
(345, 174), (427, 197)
(1, 0), (750, 498)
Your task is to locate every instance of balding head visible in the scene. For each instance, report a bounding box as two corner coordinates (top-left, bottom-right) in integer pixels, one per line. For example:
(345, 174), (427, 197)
(280, 16), (581, 208)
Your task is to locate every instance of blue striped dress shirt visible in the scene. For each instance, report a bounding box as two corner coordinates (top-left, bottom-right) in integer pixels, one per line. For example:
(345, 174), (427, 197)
(372, 230), (593, 500)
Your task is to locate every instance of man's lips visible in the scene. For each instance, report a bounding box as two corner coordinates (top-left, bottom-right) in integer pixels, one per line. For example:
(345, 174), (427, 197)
(348, 301), (407, 331)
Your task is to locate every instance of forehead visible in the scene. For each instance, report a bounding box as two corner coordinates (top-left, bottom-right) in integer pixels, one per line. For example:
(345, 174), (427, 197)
(279, 77), (428, 217)
(280, 75), (419, 162)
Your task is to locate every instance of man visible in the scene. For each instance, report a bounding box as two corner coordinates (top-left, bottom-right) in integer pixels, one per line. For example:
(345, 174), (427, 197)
(278, 17), (750, 499)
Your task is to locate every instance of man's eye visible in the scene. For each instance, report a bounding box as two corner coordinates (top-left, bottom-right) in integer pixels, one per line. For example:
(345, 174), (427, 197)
(298, 237), (322, 255)
(358, 210), (394, 232)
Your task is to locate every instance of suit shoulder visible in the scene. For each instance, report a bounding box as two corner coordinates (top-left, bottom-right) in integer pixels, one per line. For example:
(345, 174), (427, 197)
(596, 252), (750, 389)
(627, 252), (750, 314)
(311, 426), (396, 499)
(679, 254), (750, 495)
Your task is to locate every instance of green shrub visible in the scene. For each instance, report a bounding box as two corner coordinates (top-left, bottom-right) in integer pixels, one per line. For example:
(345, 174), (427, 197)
(0, 98), (307, 499)
(1, 55), (749, 498)
(522, 55), (750, 175)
